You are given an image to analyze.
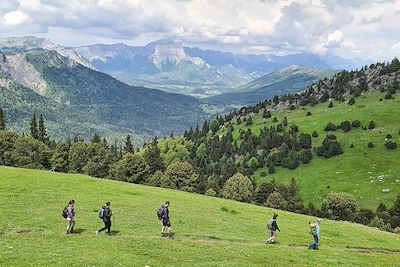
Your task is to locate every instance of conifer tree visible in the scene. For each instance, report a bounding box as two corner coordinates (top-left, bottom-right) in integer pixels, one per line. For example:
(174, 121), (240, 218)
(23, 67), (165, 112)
(0, 108), (5, 130)
(30, 113), (38, 139)
(143, 137), (165, 174)
(38, 114), (48, 143)
(124, 134), (134, 154)
(91, 133), (101, 143)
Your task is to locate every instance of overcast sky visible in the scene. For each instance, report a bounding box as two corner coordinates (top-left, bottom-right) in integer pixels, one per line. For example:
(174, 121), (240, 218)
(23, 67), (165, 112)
(1, 0), (399, 61)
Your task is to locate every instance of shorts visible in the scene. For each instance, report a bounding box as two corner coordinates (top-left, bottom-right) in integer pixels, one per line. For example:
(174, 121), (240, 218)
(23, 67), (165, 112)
(162, 220), (171, 227)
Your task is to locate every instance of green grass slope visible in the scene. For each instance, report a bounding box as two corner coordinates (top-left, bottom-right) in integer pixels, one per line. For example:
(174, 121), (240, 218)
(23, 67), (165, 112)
(223, 91), (400, 208)
(1, 166), (399, 266)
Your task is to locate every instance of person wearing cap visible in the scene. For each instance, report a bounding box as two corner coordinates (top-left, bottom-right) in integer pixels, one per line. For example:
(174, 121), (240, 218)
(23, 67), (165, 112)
(308, 218), (322, 249)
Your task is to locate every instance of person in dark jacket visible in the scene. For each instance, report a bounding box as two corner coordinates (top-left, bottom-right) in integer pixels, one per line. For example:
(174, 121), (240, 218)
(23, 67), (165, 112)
(266, 213), (280, 244)
(160, 201), (172, 239)
(96, 202), (113, 236)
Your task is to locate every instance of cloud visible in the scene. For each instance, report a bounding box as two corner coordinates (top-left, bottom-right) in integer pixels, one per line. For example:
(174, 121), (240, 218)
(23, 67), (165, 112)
(3, 10), (29, 26)
(0, 0), (399, 61)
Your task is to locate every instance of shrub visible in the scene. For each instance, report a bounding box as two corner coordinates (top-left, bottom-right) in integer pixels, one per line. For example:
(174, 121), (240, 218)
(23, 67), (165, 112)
(369, 216), (393, 232)
(272, 117), (278, 123)
(289, 105), (296, 110)
(324, 122), (336, 131)
(221, 173), (254, 202)
(205, 188), (217, 197)
(351, 120), (361, 128)
(354, 208), (375, 225)
(348, 97), (355, 105)
(386, 134), (392, 139)
(385, 93), (393, 99)
(385, 140), (397, 149)
(312, 131), (319, 138)
(328, 101), (334, 108)
(260, 171), (267, 177)
(327, 134), (337, 140)
(265, 191), (288, 210)
(341, 121), (352, 132)
(268, 164), (275, 174)
(322, 192), (359, 221)
(306, 111), (312, 116)
(368, 121), (375, 129)
(368, 142), (374, 148)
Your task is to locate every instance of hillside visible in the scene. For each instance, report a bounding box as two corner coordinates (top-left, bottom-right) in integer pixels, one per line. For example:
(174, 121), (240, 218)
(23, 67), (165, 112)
(205, 66), (337, 106)
(0, 49), (207, 141)
(1, 166), (399, 266)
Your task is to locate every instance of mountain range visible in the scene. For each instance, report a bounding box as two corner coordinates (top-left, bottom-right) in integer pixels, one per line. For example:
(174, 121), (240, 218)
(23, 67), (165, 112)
(69, 38), (367, 97)
(0, 36), (368, 141)
(0, 48), (207, 142)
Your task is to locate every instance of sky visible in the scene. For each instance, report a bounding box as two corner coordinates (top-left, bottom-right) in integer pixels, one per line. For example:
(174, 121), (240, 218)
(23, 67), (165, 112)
(0, 0), (399, 61)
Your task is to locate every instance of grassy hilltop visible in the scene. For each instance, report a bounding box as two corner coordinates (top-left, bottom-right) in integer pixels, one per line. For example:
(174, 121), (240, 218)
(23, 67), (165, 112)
(0, 166), (399, 266)
(218, 91), (400, 208)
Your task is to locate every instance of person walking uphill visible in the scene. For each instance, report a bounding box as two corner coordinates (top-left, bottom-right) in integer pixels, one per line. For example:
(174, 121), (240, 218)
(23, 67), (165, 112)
(63, 200), (75, 234)
(308, 218), (322, 250)
(96, 202), (113, 236)
(160, 201), (172, 239)
(266, 213), (280, 244)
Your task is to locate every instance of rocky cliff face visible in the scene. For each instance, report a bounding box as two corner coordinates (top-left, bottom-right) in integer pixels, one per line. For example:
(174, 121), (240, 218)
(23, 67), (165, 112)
(0, 51), (47, 96)
(0, 36), (93, 69)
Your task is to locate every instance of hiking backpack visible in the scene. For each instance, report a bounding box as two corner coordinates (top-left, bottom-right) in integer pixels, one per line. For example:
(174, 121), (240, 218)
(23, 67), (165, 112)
(267, 219), (273, 230)
(99, 208), (105, 219)
(309, 224), (317, 235)
(62, 207), (68, 218)
(157, 206), (164, 220)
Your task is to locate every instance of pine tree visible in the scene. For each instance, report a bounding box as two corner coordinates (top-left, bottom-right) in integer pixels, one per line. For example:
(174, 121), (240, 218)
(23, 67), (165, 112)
(38, 114), (48, 143)
(91, 133), (101, 143)
(124, 134), (134, 154)
(143, 137), (165, 174)
(30, 113), (38, 139)
(0, 108), (5, 130)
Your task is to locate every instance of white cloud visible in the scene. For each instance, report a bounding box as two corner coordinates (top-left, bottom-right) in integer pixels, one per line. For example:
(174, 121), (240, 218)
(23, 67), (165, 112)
(0, 0), (399, 61)
(3, 10), (28, 26)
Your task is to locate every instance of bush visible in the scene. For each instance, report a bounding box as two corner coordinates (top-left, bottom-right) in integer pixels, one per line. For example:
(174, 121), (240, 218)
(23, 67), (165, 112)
(354, 208), (375, 225)
(221, 173), (254, 202)
(369, 216), (393, 232)
(260, 171), (267, 177)
(312, 131), (319, 138)
(385, 140), (397, 149)
(348, 97), (355, 105)
(341, 121), (352, 132)
(327, 134), (337, 140)
(289, 105), (296, 110)
(322, 192), (359, 221)
(368, 142), (374, 148)
(351, 120), (361, 128)
(265, 191), (288, 210)
(368, 121), (375, 129)
(205, 188), (217, 197)
(384, 93), (393, 99)
(386, 134), (392, 139)
(324, 122), (336, 131)
(272, 117), (278, 123)
(328, 101), (334, 108)
(306, 111), (312, 116)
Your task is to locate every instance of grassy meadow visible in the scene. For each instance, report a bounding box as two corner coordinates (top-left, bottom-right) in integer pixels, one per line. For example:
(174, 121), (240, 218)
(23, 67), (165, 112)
(219, 91), (400, 208)
(0, 166), (400, 266)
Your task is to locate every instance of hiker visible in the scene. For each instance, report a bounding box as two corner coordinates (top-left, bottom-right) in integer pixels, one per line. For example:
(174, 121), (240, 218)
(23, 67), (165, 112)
(308, 218), (322, 250)
(65, 200), (75, 234)
(160, 201), (172, 239)
(266, 213), (280, 244)
(96, 202), (113, 236)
